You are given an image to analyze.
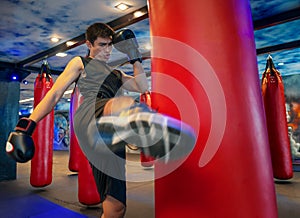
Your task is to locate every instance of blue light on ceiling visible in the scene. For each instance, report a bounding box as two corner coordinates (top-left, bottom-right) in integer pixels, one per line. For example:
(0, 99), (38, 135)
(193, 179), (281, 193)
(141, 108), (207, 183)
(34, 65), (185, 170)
(11, 74), (18, 81)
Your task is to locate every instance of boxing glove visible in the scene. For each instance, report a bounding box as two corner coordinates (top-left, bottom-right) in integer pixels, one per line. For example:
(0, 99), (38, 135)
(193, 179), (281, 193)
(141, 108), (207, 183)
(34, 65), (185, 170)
(6, 117), (36, 163)
(112, 29), (142, 64)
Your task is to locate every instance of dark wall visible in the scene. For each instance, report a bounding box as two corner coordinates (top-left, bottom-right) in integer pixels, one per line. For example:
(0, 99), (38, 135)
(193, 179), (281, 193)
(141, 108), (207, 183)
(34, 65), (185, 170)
(0, 81), (20, 181)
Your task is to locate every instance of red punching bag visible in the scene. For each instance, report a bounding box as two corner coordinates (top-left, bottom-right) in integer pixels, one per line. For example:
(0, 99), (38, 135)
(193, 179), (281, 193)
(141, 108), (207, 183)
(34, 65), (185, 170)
(261, 55), (293, 180)
(69, 86), (100, 205)
(140, 91), (155, 167)
(68, 86), (84, 172)
(148, 0), (278, 217)
(78, 151), (100, 205)
(30, 60), (54, 187)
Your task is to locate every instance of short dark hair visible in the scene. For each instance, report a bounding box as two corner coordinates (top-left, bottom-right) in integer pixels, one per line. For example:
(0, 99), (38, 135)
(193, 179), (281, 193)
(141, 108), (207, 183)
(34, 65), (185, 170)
(85, 23), (115, 45)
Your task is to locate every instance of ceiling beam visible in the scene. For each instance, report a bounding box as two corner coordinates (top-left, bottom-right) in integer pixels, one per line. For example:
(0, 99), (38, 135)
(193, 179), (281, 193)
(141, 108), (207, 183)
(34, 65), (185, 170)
(20, 51), (152, 76)
(253, 7), (300, 30)
(0, 61), (16, 69)
(257, 39), (300, 55)
(22, 66), (62, 75)
(17, 5), (148, 67)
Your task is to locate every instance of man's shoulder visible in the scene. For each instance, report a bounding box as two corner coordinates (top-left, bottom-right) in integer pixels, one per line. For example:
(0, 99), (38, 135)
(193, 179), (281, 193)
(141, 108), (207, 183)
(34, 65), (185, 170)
(112, 69), (123, 79)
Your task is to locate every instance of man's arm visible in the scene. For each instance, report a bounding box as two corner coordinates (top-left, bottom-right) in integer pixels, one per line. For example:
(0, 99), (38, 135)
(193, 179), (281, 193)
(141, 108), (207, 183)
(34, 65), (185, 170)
(29, 56), (84, 122)
(113, 29), (149, 93)
(6, 56), (83, 163)
(121, 61), (149, 93)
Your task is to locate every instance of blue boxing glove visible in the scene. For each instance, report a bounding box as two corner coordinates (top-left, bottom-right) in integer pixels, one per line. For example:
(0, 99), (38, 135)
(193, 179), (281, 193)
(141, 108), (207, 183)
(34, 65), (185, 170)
(6, 117), (36, 163)
(112, 29), (142, 64)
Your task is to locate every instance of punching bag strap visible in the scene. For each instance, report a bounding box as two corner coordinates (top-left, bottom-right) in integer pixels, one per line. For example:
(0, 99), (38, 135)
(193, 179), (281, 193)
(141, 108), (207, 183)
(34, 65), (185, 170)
(265, 55), (279, 77)
(40, 59), (52, 81)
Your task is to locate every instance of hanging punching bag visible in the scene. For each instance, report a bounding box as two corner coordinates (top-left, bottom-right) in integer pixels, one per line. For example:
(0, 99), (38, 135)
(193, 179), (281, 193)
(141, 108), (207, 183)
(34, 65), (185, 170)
(69, 86), (100, 205)
(30, 60), (54, 187)
(148, 0), (278, 217)
(261, 55), (293, 180)
(140, 91), (155, 167)
(68, 86), (84, 172)
(78, 151), (101, 205)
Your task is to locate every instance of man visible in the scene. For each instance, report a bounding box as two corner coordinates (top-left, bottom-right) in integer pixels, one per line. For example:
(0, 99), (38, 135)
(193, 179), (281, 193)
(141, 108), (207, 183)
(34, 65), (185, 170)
(7, 23), (195, 218)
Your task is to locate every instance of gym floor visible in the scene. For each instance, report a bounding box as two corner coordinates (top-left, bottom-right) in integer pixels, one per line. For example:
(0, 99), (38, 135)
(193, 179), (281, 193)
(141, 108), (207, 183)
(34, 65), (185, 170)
(0, 151), (300, 218)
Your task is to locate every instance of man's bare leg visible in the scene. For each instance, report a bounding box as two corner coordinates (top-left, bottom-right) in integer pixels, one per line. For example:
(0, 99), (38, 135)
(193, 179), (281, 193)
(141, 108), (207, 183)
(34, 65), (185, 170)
(101, 195), (126, 218)
(103, 96), (135, 116)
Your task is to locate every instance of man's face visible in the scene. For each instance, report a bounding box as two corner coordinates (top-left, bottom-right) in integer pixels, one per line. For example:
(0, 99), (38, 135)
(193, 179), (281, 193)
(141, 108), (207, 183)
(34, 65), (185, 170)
(88, 36), (113, 62)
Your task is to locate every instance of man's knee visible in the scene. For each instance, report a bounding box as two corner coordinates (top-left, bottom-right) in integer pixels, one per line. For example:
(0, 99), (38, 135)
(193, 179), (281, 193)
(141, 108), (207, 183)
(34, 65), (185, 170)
(103, 205), (125, 218)
(102, 195), (126, 218)
(103, 96), (135, 116)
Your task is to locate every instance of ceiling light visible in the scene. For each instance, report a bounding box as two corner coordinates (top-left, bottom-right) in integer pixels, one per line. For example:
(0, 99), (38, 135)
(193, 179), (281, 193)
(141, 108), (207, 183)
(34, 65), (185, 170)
(115, 3), (131, 11)
(145, 44), (152, 50)
(10, 74), (19, 81)
(19, 97), (34, 103)
(56, 52), (67, 57)
(66, 41), (75, 46)
(64, 89), (74, 95)
(133, 11), (144, 18)
(50, 37), (60, 43)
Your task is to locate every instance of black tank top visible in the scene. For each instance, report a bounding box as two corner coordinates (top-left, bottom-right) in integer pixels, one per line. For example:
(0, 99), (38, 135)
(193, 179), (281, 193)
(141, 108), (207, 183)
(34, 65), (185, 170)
(78, 56), (122, 99)
(73, 56), (126, 177)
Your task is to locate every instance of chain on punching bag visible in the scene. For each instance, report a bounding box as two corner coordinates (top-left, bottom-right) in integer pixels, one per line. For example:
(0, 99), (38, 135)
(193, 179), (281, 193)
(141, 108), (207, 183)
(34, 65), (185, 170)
(140, 91), (155, 167)
(30, 60), (54, 187)
(261, 55), (293, 180)
(69, 86), (100, 205)
(69, 86), (84, 172)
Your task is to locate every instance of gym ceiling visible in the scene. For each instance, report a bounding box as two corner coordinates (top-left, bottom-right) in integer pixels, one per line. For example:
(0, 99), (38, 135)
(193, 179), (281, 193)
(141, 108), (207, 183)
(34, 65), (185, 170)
(0, 0), (299, 113)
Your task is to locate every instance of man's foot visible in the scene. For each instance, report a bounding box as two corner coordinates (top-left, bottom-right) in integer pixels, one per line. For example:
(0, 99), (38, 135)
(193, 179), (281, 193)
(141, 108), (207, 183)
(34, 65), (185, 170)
(97, 104), (196, 162)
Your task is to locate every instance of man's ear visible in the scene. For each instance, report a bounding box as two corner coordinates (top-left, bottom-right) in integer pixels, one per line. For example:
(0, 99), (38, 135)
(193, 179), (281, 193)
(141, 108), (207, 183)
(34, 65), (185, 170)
(86, 40), (92, 49)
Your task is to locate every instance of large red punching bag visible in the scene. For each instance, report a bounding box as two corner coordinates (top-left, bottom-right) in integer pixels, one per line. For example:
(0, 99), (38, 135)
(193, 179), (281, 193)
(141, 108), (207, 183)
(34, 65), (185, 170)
(140, 91), (155, 167)
(30, 60), (54, 187)
(77, 151), (100, 205)
(148, 0), (278, 217)
(68, 86), (84, 172)
(261, 55), (293, 180)
(69, 86), (100, 205)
